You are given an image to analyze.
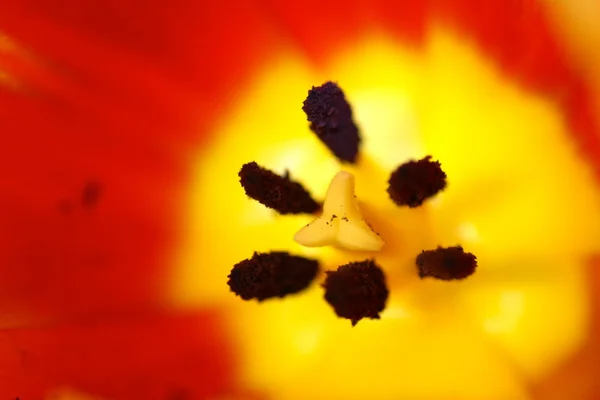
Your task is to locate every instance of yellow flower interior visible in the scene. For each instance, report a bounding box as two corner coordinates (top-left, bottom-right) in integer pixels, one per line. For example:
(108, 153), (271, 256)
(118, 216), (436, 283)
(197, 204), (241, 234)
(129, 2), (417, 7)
(172, 28), (600, 400)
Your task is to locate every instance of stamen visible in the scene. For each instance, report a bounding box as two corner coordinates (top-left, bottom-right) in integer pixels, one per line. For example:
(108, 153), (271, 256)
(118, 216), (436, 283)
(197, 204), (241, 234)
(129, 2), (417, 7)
(239, 162), (321, 214)
(228, 252), (320, 301)
(387, 156), (447, 208)
(323, 260), (389, 326)
(302, 82), (361, 163)
(416, 246), (477, 280)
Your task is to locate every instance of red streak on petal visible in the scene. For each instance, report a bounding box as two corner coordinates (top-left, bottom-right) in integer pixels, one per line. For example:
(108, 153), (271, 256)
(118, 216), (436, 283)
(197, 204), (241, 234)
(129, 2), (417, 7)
(0, 0), (281, 138)
(259, 0), (375, 63)
(258, 0), (431, 63)
(372, 0), (430, 47)
(0, 310), (234, 399)
(566, 82), (600, 173)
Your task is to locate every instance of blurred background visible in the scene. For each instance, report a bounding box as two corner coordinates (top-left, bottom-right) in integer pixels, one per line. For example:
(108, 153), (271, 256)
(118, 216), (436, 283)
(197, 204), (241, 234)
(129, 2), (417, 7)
(0, 1), (599, 399)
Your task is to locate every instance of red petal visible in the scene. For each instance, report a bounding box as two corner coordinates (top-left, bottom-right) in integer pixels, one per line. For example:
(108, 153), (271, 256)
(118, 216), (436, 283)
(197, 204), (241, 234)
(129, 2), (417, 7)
(0, 0), (285, 320)
(0, 310), (234, 399)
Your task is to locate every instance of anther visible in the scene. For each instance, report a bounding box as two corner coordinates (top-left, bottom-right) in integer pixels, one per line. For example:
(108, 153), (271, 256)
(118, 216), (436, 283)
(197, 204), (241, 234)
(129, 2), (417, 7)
(302, 82), (361, 163)
(416, 246), (477, 280)
(228, 252), (320, 301)
(239, 162), (320, 214)
(323, 260), (389, 326)
(387, 156), (447, 208)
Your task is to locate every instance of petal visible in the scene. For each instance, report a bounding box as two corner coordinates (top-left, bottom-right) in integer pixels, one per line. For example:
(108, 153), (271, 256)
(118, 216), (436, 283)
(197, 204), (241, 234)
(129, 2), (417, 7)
(0, 1), (268, 394)
(458, 259), (591, 379)
(0, 310), (234, 399)
(419, 29), (600, 264)
(231, 287), (530, 400)
(0, 0), (281, 322)
(529, 257), (600, 399)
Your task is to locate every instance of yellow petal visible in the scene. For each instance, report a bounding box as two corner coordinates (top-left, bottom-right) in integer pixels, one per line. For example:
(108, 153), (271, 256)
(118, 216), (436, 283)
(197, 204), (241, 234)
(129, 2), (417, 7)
(458, 259), (590, 379)
(232, 287), (530, 400)
(414, 30), (600, 264)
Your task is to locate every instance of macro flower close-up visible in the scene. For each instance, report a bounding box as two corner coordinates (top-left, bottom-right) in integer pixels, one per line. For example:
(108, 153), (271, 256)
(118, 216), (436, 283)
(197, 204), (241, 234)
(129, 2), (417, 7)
(1, 1), (600, 400)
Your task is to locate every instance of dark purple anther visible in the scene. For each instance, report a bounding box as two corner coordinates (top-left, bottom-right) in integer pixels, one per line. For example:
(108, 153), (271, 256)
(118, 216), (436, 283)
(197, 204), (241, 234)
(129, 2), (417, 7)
(228, 252), (320, 301)
(302, 82), (361, 163)
(323, 260), (389, 326)
(416, 246), (477, 280)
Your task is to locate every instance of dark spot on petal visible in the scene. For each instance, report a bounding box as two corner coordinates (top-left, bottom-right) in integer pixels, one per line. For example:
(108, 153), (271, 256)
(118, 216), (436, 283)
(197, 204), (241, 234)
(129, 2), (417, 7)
(416, 246), (477, 280)
(168, 388), (190, 400)
(302, 82), (361, 163)
(228, 252), (320, 301)
(387, 156), (447, 207)
(239, 162), (320, 214)
(82, 180), (102, 208)
(57, 199), (74, 215)
(323, 259), (389, 326)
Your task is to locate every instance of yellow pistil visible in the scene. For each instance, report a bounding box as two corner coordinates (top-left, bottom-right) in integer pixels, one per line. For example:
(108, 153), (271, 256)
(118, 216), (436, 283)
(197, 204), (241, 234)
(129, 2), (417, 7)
(294, 170), (384, 251)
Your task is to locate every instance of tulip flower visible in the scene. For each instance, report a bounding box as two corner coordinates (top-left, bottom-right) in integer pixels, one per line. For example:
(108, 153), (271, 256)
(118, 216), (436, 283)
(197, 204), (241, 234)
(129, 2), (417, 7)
(0, 1), (599, 400)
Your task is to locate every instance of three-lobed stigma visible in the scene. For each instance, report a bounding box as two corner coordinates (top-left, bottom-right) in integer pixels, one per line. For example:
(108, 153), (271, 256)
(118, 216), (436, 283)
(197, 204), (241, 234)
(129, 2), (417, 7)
(294, 171), (384, 252)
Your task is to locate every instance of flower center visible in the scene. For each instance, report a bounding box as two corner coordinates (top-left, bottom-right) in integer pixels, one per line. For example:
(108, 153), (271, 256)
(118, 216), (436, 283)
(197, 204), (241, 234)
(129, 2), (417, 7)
(173, 31), (600, 400)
